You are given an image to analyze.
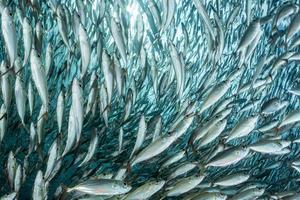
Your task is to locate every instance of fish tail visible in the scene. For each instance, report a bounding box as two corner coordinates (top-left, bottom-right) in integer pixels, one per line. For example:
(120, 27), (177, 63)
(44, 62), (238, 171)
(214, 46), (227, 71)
(187, 136), (197, 156)
(158, 195), (166, 200)
(287, 160), (293, 168)
(284, 41), (288, 51)
(37, 111), (48, 122)
(275, 127), (280, 135)
(22, 123), (30, 134)
(59, 184), (69, 200)
(22, 60), (27, 67)
(183, 143), (189, 158)
(191, 144), (198, 157)
(0, 112), (7, 120)
(44, 111), (49, 120)
(101, 104), (111, 115)
(126, 160), (132, 173)
(37, 145), (44, 161)
(0, 67), (13, 77)
(68, 45), (75, 55)
(271, 26), (278, 34)
(13, 67), (21, 76)
(196, 162), (206, 174)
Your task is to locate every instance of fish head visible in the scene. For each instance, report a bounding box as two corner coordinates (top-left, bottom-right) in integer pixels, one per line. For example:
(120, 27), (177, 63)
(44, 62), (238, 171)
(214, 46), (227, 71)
(239, 146), (249, 154)
(119, 181), (132, 192)
(2, 7), (13, 21)
(255, 187), (265, 195)
(153, 180), (166, 187)
(216, 193), (227, 200)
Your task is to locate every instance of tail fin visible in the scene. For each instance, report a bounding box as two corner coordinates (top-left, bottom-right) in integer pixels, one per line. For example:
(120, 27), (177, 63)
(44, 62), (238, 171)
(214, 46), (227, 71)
(21, 123), (30, 134)
(126, 161), (132, 174)
(59, 184), (69, 200)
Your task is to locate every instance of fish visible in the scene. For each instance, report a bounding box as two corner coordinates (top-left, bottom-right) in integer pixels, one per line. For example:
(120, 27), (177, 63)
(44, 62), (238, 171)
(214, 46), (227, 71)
(0, 61), (12, 111)
(230, 187), (265, 200)
(129, 115), (147, 158)
(28, 81), (34, 116)
(7, 151), (17, 189)
(123, 180), (165, 200)
(213, 171), (250, 187)
(22, 17), (32, 67)
(286, 12), (300, 42)
(189, 192), (227, 200)
(30, 48), (49, 113)
(249, 138), (290, 154)
(79, 129), (99, 167)
(66, 179), (132, 196)
(78, 22), (91, 79)
(2, 8), (17, 67)
(279, 110), (300, 128)
(44, 139), (59, 180)
(0, 192), (17, 200)
(1, 1), (300, 200)
(110, 17), (127, 64)
(160, 149), (186, 171)
(45, 43), (53, 76)
(129, 132), (178, 168)
(237, 19), (261, 52)
(56, 91), (64, 134)
(196, 119), (227, 148)
(118, 127), (124, 153)
(167, 162), (198, 180)
(56, 5), (71, 51)
(206, 146), (250, 167)
(164, 175), (205, 197)
(32, 170), (47, 200)
(261, 98), (289, 116)
(14, 75), (26, 125)
(0, 105), (7, 142)
(226, 115), (259, 143)
(101, 51), (114, 106)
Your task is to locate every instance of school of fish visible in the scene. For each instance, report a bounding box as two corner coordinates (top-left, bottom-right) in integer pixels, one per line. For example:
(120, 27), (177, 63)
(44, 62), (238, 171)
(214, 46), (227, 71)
(1, 0), (300, 199)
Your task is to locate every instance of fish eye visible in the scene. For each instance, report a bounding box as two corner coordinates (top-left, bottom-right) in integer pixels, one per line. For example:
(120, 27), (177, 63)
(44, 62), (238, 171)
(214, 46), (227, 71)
(124, 182), (127, 186)
(38, 54), (41, 58)
(9, 12), (12, 16)
(257, 187), (263, 191)
(269, 74), (273, 81)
